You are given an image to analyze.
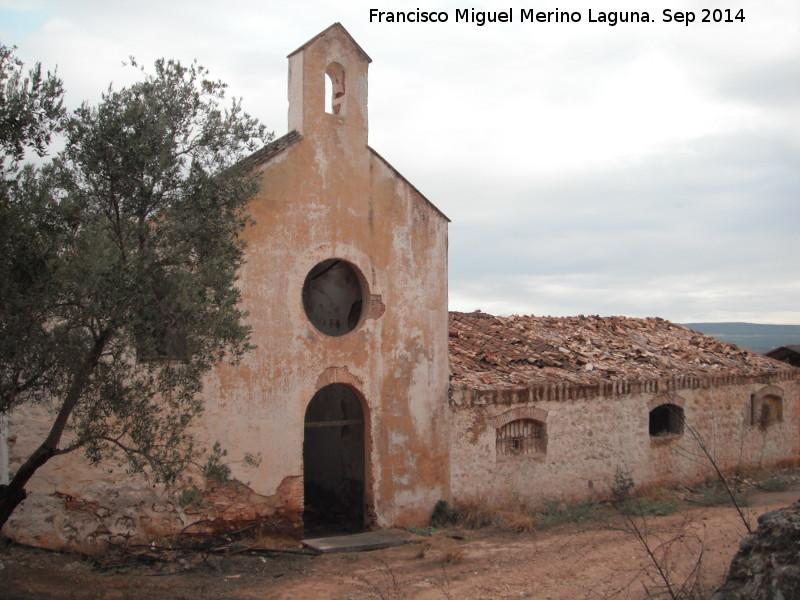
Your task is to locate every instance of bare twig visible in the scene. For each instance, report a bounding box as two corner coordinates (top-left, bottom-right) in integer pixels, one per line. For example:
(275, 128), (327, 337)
(618, 508), (706, 600)
(682, 421), (753, 534)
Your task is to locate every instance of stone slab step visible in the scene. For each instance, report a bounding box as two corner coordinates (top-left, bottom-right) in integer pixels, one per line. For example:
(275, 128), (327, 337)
(302, 528), (422, 554)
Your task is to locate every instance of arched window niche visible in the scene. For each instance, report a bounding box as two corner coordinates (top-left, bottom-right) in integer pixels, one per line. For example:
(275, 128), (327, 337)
(490, 407), (549, 458)
(751, 385), (784, 430)
(649, 403), (685, 438)
(497, 419), (547, 456)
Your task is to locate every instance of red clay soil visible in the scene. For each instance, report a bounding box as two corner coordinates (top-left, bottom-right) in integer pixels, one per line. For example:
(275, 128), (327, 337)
(2, 487), (798, 600)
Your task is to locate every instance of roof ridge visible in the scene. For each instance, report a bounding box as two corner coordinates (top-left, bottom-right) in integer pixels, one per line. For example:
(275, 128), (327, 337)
(287, 23), (372, 63)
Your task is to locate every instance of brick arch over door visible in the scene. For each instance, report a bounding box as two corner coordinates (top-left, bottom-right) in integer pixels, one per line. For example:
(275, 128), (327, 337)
(754, 384), (784, 402)
(316, 365), (364, 391)
(647, 393), (687, 412)
(488, 406), (549, 429)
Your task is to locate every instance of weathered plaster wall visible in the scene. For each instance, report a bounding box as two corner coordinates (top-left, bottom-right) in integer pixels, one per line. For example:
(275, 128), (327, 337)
(194, 25), (450, 530)
(4, 25), (449, 548)
(449, 377), (800, 504)
(5, 404), (178, 550)
(5, 402), (304, 549)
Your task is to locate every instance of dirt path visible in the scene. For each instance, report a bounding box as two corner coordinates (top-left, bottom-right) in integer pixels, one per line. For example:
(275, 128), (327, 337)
(3, 489), (798, 600)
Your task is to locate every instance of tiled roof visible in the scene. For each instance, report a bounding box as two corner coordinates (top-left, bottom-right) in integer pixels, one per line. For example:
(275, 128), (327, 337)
(449, 311), (797, 393)
(241, 130), (302, 169)
(765, 345), (800, 367)
(767, 345), (800, 354)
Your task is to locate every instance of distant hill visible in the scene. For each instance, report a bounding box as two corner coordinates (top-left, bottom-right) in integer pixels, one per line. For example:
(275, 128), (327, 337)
(681, 322), (800, 354)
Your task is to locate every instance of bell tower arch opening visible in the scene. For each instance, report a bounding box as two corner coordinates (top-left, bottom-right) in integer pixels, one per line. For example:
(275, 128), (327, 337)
(303, 383), (367, 535)
(325, 62), (345, 115)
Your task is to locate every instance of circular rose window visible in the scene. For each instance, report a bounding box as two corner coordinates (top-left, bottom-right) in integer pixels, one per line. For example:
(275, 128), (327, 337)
(302, 259), (365, 337)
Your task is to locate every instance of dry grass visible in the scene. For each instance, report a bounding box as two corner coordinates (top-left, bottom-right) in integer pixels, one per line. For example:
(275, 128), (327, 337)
(444, 495), (538, 532)
(440, 541), (465, 565)
(496, 509), (536, 533)
(428, 466), (800, 536)
(415, 537), (466, 565)
(617, 482), (682, 517)
(635, 481), (677, 503)
(451, 499), (494, 529)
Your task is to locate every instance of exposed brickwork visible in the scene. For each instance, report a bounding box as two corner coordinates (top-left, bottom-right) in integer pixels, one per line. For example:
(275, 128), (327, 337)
(754, 384), (785, 402)
(184, 475), (304, 537)
(647, 393), (686, 411)
(366, 294), (386, 320)
(487, 406), (549, 429)
(315, 365), (364, 391)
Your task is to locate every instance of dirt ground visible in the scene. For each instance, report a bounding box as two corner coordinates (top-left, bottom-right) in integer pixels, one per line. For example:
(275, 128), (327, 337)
(2, 487), (799, 600)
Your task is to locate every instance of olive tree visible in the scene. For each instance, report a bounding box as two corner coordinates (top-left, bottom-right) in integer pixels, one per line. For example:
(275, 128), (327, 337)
(0, 43), (65, 170)
(0, 51), (269, 530)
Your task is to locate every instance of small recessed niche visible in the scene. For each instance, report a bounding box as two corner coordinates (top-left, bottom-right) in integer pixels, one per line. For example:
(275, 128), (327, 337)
(302, 259), (365, 337)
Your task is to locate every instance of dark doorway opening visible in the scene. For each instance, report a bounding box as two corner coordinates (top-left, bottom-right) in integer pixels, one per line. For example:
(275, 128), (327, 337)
(303, 384), (366, 536)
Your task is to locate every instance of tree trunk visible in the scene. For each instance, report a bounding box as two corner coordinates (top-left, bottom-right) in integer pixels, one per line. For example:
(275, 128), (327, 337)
(0, 330), (110, 532)
(0, 484), (26, 532)
(0, 448), (51, 530)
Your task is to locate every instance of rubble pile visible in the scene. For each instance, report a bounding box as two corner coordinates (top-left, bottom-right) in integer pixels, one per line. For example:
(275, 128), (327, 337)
(449, 311), (794, 390)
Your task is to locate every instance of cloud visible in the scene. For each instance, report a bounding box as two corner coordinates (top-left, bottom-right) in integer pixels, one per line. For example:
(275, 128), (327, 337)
(447, 126), (800, 322)
(2, 0), (798, 324)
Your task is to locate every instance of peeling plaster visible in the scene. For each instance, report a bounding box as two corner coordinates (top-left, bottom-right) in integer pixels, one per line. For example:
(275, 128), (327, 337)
(7, 24), (451, 547)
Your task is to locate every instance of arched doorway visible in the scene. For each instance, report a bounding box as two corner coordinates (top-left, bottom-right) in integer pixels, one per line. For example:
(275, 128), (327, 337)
(303, 383), (366, 534)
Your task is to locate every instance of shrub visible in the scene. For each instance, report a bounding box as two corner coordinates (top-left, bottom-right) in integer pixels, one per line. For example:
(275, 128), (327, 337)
(611, 468), (635, 502)
(431, 500), (461, 527)
(757, 473), (790, 492)
(176, 486), (203, 508)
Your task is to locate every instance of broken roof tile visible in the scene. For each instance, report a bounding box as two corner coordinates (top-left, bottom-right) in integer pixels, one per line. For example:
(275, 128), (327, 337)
(449, 311), (797, 392)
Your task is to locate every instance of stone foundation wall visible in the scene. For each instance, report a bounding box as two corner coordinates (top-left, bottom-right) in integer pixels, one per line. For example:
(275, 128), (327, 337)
(6, 372), (797, 550)
(449, 377), (800, 505)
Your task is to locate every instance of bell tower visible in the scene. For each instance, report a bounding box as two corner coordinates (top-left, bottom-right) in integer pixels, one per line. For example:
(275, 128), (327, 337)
(287, 23), (371, 149)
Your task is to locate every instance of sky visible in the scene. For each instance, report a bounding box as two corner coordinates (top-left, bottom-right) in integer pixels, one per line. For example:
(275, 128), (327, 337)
(2, 0), (799, 324)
